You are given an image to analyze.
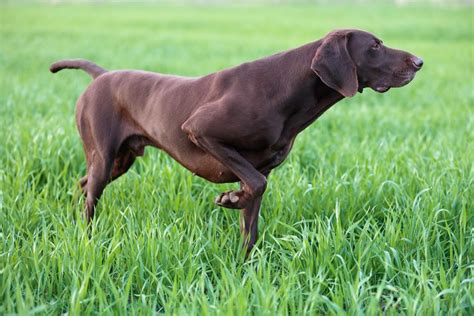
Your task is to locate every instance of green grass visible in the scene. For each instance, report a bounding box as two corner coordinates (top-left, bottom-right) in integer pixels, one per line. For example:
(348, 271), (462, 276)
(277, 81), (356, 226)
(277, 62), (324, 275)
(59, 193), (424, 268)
(0, 2), (473, 315)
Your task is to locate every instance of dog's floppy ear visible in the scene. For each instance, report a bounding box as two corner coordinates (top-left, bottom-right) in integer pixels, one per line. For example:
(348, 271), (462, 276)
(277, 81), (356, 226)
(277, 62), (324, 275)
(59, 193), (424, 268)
(311, 31), (358, 97)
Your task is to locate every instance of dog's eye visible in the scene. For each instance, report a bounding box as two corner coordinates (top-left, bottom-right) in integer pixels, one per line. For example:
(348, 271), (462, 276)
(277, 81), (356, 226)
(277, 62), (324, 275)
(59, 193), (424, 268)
(371, 42), (381, 50)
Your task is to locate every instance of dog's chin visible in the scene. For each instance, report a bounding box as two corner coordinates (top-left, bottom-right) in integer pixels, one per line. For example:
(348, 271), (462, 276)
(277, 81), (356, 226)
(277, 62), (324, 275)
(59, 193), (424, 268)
(360, 84), (390, 93)
(368, 80), (391, 93)
(373, 86), (390, 93)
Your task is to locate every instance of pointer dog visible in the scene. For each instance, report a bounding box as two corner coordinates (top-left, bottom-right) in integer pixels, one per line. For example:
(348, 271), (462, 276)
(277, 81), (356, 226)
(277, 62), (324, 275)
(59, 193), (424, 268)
(51, 29), (422, 254)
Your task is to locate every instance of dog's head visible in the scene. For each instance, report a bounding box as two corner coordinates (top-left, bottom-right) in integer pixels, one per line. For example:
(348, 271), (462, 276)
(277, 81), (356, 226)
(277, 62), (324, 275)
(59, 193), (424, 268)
(311, 29), (423, 97)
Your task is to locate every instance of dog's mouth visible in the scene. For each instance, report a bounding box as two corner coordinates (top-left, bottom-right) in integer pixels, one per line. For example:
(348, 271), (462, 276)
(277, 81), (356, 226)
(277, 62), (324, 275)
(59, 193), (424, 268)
(399, 74), (415, 86)
(393, 71), (416, 87)
(371, 72), (416, 93)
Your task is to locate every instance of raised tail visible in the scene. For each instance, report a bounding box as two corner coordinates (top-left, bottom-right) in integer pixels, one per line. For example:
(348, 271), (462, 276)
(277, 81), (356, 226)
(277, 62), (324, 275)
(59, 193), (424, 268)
(49, 59), (107, 79)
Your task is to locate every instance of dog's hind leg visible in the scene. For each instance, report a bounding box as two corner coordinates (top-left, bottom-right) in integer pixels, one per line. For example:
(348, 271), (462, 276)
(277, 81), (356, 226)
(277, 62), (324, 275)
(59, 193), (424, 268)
(77, 120), (115, 222)
(77, 150), (134, 222)
(79, 176), (88, 195)
(84, 150), (113, 222)
(79, 146), (140, 194)
(110, 152), (136, 182)
(108, 136), (147, 182)
(78, 136), (145, 222)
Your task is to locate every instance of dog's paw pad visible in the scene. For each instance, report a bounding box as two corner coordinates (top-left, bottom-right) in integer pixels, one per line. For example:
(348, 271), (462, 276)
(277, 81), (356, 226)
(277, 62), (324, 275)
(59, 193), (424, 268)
(221, 194), (230, 204)
(214, 190), (244, 209)
(229, 191), (239, 203)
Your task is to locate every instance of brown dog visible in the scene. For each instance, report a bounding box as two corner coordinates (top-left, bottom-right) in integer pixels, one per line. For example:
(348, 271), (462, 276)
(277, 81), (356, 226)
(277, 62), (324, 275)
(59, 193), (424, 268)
(51, 29), (422, 254)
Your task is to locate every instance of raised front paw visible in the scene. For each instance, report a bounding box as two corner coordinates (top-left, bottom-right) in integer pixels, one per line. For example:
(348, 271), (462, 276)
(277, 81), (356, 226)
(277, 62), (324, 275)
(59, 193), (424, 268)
(214, 190), (249, 209)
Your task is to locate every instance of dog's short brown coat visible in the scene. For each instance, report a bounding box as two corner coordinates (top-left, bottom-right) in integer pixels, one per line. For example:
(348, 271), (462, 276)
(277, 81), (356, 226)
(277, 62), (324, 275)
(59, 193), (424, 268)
(51, 29), (422, 254)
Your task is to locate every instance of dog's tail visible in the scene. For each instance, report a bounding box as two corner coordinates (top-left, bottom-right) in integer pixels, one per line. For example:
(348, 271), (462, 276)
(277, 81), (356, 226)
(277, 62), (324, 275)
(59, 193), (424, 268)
(49, 59), (107, 79)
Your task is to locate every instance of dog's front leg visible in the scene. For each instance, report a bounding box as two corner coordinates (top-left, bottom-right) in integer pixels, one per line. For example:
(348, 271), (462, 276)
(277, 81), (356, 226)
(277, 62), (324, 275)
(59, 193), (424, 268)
(182, 113), (267, 209)
(191, 136), (266, 255)
(184, 133), (267, 209)
(240, 192), (263, 256)
(190, 134), (267, 255)
(182, 105), (269, 253)
(187, 134), (266, 255)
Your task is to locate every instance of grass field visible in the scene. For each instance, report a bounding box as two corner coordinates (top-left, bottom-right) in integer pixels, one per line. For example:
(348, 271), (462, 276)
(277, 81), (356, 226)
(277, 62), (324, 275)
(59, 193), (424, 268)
(1, 2), (473, 315)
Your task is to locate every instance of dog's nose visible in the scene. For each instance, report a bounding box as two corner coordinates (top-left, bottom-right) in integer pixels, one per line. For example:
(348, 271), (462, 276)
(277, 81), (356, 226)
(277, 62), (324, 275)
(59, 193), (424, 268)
(412, 56), (423, 69)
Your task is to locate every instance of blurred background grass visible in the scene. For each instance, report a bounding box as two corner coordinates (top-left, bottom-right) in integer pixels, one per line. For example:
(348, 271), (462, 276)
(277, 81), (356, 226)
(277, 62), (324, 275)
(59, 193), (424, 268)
(0, 1), (473, 315)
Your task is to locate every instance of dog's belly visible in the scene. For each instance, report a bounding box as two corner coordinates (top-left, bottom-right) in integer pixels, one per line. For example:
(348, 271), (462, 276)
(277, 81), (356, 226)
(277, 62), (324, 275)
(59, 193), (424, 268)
(136, 126), (293, 184)
(178, 149), (292, 183)
(157, 136), (295, 184)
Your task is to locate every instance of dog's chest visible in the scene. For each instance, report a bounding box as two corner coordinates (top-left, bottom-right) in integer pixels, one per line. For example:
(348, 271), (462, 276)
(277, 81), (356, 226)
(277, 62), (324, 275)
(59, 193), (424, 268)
(271, 144), (293, 166)
(258, 137), (295, 171)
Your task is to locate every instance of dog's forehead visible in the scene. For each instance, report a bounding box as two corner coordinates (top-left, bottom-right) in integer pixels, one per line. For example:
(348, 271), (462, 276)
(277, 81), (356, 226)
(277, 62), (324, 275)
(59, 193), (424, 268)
(352, 30), (380, 43)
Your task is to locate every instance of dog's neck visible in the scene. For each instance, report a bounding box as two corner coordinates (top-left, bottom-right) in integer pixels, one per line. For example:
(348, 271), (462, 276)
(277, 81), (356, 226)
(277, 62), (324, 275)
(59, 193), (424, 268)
(269, 40), (345, 112)
(248, 41), (346, 137)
